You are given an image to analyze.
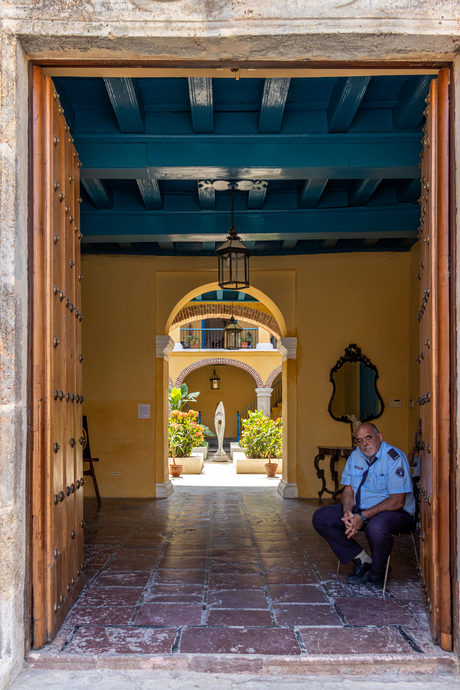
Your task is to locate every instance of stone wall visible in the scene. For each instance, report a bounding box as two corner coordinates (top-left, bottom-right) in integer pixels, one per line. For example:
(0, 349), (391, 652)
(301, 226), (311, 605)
(1, 2), (460, 687)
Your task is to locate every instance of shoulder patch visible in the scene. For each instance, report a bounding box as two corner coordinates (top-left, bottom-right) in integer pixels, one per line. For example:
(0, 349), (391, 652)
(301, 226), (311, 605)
(388, 448), (400, 461)
(395, 467), (405, 478)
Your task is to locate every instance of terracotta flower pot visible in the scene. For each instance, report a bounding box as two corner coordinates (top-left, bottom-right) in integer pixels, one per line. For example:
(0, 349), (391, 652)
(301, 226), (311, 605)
(265, 462), (278, 477)
(169, 464), (183, 477)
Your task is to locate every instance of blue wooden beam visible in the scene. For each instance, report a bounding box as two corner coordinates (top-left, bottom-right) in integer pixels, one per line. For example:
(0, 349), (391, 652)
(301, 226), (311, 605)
(77, 133), (422, 181)
(216, 290), (224, 300)
(202, 241), (215, 251)
(158, 241), (174, 251)
(397, 178), (420, 203)
(258, 78), (291, 133)
(188, 78), (214, 133)
(348, 179), (382, 206)
(81, 179), (113, 209)
(393, 76), (432, 131)
(361, 238), (379, 247)
(118, 242), (133, 251)
(247, 181), (268, 209)
(197, 180), (216, 209)
(195, 294), (202, 301)
(327, 77), (371, 133)
(103, 78), (145, 133)
(282, 240), (297, 250)
(298, 179), (328, 208)
(81, 205), (420, 242)
(245, 241), (255, 251)
(322, 239), (338, 248)
(238, 292), (246, 301)
(136, 179), (163, 209)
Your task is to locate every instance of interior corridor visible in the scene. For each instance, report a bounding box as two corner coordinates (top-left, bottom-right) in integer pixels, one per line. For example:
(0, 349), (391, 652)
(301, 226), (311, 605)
(32, 490), (452, 666)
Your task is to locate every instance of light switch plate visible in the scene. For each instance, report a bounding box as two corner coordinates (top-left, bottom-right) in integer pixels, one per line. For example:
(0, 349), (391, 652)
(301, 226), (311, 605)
(409, 399), (415, 408)
(389, 398), (402, 408)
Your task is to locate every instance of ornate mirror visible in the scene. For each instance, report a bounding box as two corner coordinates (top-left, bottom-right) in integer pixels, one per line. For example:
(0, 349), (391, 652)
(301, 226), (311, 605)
(328, 344), (384, 426)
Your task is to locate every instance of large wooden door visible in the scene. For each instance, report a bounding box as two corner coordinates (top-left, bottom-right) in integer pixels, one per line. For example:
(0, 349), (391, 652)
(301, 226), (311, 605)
(31, 66), (85, 647)
(417, 67), (452, 651)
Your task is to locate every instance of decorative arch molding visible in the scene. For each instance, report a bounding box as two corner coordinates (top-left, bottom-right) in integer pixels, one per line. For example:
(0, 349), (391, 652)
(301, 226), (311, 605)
(265, 365), (282, 388)
(175, 358), (264, 388)
(169, 376), (174, 388)
(170, 304), (281, 338)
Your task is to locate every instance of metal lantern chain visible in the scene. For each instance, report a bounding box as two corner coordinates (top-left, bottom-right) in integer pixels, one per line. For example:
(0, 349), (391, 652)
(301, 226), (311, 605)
(215, 181), (251, 291)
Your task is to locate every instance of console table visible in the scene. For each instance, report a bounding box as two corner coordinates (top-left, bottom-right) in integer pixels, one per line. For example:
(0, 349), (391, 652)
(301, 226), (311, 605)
(314, 446), (353, 499)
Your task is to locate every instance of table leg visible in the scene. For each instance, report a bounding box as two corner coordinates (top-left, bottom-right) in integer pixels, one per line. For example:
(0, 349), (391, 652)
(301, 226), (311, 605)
(330, 454), (344, 500)
(314, 454), (327, 497)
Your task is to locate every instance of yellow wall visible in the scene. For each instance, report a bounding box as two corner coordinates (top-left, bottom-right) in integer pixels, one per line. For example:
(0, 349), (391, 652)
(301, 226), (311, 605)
(182, 365), (257, 437)
(81, 249), (419, 499)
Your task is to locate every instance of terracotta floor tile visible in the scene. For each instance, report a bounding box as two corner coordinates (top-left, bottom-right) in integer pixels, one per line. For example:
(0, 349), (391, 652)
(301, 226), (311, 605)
(264, 569), (318, 585)
(134, 602), (202, 626)
(77, 586), (144, 607)
(95, 572), (151, 587)
(268, 584), (329, 604)
(153, 569), (206, 585)
(65, 625), (177, 654)
(158, 557), (207, 569)
(274, 604), (343, 627)
(208, 573), (265, 590)
(207, 608), (273, 627)
(143, 584), (205, 603)
(334, 597), (416, 626)
(299, 626), (414, 654)
(209, 562), (260, 574)
(65, 604), (135, 626)
(179, 626), (301, 654)
(207, 589), (268, 609)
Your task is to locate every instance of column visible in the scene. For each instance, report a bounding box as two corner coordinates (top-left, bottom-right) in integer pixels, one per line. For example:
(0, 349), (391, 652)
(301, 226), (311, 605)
(276, 337), (298, 498)
(255, 387), (273, 417)
(155, 335), (175, 498)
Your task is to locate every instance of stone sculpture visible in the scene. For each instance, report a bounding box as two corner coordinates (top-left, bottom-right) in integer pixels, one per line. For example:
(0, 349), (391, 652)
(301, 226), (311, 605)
(213, 401), (228, 462)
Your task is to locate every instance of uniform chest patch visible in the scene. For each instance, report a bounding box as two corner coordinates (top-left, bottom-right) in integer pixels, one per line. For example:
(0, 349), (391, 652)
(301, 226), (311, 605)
(354, 466), (363, 470)
(388, 448), (400, 461)
(395, 467), (405, 478)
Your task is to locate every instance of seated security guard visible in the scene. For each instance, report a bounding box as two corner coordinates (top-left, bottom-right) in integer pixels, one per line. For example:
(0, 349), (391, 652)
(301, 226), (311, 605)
(312, 422), (415, 589)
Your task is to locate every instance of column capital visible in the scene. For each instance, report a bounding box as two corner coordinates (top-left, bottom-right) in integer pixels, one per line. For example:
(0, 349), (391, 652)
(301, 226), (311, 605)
(255, 387), (273, 396)
(156, 335), (175, 360)
(277, 337), (297, 361)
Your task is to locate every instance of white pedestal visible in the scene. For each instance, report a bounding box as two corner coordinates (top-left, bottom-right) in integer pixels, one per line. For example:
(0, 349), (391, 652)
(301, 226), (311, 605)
(156, 480), (174, 498)
(277, 479), (298, 498)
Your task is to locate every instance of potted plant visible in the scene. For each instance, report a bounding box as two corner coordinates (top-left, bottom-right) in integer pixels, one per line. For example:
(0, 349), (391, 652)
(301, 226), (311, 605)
(168, 409), (206, 476)
(239, 410), (283, 476)
(190, 334), (200, 349)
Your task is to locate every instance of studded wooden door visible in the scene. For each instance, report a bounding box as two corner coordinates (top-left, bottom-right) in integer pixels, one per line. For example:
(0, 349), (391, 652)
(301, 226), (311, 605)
(417, 67), (452, 651)
(31, 66), (85, 647)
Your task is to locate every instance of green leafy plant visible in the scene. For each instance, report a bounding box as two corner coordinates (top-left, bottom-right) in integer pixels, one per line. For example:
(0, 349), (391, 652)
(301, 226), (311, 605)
(168, 410), (205, 463)
(240, 410), (283, 460)
(168, 384), (199, 411)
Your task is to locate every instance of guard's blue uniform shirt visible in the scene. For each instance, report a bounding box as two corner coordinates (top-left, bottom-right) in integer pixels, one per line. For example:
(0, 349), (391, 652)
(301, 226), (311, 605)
(341, 441), (415, 516)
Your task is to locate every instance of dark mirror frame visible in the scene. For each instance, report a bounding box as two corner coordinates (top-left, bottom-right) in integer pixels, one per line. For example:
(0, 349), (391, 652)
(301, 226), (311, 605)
(328, 343), (385, 424)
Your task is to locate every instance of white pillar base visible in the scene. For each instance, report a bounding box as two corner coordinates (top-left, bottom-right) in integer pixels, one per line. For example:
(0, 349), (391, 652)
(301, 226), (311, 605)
(156, 480), (174, 498)
(277, 479), (298, 498)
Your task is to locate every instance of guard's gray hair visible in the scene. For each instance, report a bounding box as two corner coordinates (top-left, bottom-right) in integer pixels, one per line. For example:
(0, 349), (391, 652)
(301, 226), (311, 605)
(357, 422), (379, 434)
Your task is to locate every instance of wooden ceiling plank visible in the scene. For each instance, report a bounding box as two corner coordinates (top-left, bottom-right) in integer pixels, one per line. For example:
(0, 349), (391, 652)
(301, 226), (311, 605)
(103, 77), (145, 133)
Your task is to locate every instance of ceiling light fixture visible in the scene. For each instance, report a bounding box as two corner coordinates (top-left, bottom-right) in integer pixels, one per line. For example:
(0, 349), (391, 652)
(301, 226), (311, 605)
(216, 182), (251, 290)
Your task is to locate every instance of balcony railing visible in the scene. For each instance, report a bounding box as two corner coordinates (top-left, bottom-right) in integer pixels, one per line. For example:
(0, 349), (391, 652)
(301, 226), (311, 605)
(180, 327), (259, 350)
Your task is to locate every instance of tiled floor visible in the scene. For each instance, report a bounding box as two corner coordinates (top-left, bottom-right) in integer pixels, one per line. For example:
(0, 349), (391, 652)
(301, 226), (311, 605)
(47, 489), (449, 659)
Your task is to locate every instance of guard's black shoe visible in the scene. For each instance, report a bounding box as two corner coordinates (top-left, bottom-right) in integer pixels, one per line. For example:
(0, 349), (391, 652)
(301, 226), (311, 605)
(346, 558), (372, 584)
(364, 566), (391, 589)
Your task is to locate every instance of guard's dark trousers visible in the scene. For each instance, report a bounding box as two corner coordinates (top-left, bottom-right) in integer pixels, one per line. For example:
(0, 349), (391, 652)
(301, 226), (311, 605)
(312, 503), (413, 572)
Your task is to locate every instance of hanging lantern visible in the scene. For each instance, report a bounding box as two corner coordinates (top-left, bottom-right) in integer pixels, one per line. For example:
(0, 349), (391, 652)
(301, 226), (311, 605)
(223, 316), (243, 350)
(210, 369), (220, 390)
(216, 183), (251, 290)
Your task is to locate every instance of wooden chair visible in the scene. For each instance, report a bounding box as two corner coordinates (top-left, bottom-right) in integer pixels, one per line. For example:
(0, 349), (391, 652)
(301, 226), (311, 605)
(82, 415), (101, 504)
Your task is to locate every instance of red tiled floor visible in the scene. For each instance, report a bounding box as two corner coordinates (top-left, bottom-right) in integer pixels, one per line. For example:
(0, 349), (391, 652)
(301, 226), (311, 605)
(45, 493), (441, 662)
(135, 602), (203, 626)
(299, 626), (414, 654)
(207, 589), (268, 609)
(65, 626), (177, 654)
(207, 608), (273, 627)
(179, 627), (301, 654)
(335, 597), (416, 626)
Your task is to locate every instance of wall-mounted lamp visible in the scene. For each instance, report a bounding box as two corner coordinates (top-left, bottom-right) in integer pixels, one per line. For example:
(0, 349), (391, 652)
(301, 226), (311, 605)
(210, 369), (220, 390)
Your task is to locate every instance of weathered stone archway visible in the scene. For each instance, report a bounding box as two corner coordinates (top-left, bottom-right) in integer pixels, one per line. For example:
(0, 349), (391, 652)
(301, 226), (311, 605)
(266, 365), (282, 387)
(170, 303), (281, 338)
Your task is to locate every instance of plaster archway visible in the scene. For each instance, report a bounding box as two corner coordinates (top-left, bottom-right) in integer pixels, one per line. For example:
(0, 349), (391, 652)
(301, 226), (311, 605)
(170, 303), (281, 338)
(175, 357), (265, 389)
(266, 365), (282, 388)
(164, 282), (287, 337)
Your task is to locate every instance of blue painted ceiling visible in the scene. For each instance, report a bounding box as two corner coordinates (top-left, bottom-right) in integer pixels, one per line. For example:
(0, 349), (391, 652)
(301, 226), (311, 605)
(54, 74), (432, 256)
